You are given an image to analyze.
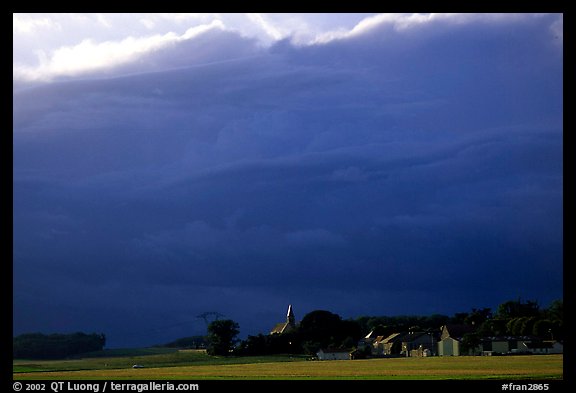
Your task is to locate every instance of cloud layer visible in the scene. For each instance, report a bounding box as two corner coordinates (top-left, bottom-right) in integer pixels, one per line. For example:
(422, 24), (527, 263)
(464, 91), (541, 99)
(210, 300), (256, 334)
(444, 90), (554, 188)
(13, 13), (563, 347)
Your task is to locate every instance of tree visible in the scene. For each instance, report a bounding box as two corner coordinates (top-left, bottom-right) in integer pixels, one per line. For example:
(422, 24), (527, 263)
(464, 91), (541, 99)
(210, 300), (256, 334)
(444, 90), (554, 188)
(507, 317), (527, 336)
(460, 333), (482, 356)
(520, 317), (537, 336)
(297, 310), (362, 352)
(424, 314), (451, 329)
(544, 299), (563, 323)
(532, 319), (555, 339)
(465, 308), (492, 327)
(451, 312), (469, 325)
(206, 319), (239, 356)
(340, 336), (356, 350)
(496, 299), (540, 319)
(236, 334), (268, 356)
(299, 310), (342, 332)
(302, 340), (322, 355)
(542, 299), (563, 340)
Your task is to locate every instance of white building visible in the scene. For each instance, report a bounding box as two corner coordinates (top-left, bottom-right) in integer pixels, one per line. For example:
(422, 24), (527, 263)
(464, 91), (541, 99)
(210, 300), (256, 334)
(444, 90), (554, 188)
(522, 341), (563, 354)
(316, 348), (350, 360)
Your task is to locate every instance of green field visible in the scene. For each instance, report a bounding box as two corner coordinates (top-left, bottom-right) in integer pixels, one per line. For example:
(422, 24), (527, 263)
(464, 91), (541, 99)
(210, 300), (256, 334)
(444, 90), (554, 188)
(13, 350), (563, 380)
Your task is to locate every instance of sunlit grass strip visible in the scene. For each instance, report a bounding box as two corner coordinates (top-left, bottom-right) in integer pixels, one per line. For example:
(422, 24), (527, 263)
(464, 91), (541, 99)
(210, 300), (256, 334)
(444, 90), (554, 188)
(14, 355), (562, 380)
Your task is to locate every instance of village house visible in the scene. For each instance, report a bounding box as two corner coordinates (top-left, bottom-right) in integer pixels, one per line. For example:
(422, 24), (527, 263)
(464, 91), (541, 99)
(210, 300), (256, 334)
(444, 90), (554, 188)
(522, 341), (563, 354)
(437, 324), (476, 356)
(373, 332), (404, 356)
(357, 330), (377, 351)
(480, 336), (533, 355)
(401, 332), (436, 357)
(438, 324), (563, 356)
(480, 337), (562, 355)
(372, 331), (437, 357)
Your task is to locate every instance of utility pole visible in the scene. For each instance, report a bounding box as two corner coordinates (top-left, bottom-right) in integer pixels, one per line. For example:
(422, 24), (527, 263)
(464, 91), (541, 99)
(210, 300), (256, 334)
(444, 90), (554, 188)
(197, 312), (224, 327)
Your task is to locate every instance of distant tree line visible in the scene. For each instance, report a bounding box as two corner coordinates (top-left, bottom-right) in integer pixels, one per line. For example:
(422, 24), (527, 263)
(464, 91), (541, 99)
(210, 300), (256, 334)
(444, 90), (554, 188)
(155, 335), (207, 349)
(356, 299), (563, 341)
(474, 299), (563, 339)
(13, 332), (106, 359)
(148, 322), (237, 356)
(354, 313), (452, 338)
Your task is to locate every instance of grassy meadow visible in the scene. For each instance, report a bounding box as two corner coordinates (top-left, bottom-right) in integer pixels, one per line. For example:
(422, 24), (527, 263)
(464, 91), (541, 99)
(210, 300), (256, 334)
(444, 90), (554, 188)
(13, 349), (563, 380)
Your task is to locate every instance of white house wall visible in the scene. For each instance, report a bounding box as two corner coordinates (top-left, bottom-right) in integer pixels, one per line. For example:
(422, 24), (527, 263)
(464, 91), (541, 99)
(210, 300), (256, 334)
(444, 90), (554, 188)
(438, 338), (459, 356)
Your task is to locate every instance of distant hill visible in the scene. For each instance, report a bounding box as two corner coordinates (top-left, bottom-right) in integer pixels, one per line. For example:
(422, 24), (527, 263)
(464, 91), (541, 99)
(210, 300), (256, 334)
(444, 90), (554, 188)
(155, 335), (207, 349)
(13, 332), (106, 359)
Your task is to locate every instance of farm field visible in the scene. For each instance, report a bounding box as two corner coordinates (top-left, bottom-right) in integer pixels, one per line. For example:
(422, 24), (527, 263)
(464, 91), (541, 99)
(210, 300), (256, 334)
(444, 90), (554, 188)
(13, 351), (563, 380)
(13, 349), (307, 375)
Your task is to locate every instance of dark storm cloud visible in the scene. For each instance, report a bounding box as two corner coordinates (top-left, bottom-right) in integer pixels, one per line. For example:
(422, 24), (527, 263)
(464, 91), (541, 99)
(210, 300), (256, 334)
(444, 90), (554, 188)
(13, 15), (562, 346)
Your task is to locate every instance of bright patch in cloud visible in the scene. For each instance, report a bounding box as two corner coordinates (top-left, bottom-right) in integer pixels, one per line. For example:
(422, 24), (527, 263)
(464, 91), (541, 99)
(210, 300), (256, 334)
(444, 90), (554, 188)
(312, 13), (555, 43)
(246, 13), (284, 41)
(13, 14), (60, 34)
(13, 19), (225, 82)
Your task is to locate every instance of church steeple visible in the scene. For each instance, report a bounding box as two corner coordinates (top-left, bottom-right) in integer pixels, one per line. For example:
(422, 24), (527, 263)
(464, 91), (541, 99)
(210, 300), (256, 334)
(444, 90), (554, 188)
(286, 304), (295, 327)
(270, 304), (297, 335)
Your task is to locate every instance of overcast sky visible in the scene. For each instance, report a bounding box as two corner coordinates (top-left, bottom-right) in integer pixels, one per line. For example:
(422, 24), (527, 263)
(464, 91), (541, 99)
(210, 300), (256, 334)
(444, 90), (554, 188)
(13, 13), (563, 348)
